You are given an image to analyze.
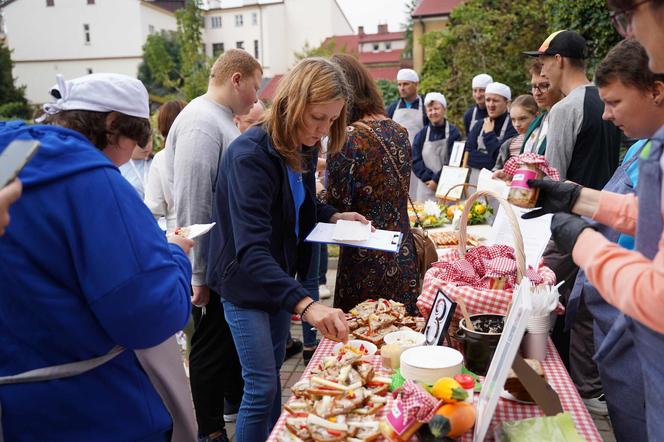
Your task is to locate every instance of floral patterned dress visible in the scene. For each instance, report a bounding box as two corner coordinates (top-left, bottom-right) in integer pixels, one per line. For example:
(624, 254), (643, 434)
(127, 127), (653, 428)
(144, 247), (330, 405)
(327, 119), (420, 315)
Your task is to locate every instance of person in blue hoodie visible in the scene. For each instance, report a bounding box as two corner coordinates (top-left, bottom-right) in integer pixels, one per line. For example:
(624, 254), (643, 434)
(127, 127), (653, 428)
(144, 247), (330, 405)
(412, 92), (462, 202)
(0, 73), (194, 441)
(0, 179), (21, 235)
(206, 58), (369, 442)
(465, 81), (518, 185)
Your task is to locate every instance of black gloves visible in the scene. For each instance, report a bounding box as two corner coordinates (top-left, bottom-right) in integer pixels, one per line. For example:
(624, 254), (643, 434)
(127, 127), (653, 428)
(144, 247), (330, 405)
(551, 213), (595, 254)
(521, 180), (583, 219)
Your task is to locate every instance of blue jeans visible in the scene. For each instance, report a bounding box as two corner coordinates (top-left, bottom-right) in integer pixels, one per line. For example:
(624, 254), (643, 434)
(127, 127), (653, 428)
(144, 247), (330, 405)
(319, 244), (328, 285)
(222, 300), (290, 442)
(298, 243), (320, 347)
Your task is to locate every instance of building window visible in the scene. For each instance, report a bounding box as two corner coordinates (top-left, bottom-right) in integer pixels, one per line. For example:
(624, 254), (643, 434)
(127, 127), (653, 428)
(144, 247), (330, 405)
(87, 68), (93, 74)
(373, 43), (379, 52)
(46, 0), (54, 6)
(235, 14), (243, 27)
(83, 24), (90, 44)
(385, 42), (391, 50)
(236, 41), (244, 50)
(212, 43), (224, 56)
(252, 12), (258, 25)
(148, 24), (155, 34)
(253, 40), (259, 59)
(211, 16), (222, 28)
(87, 0), (95, 4)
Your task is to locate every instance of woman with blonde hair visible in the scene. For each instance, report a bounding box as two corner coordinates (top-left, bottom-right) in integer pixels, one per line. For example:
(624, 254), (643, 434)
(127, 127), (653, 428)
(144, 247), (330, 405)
(206, 57), (367, 441)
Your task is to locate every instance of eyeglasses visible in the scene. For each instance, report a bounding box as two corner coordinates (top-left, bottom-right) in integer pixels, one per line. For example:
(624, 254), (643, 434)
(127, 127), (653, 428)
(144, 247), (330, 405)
(610, 0), (650, 37)
(531, 83), (550, 93)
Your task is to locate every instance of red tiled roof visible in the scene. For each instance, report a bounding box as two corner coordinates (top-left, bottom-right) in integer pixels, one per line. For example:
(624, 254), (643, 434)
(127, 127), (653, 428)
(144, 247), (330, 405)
(366, 66), (401, 81)
(258, 75), (283, 101)
(411, 0), (462, 18)
(321, 35), (359, 55)
(359, 49), (402, 65)
(359, 31), (404, 43)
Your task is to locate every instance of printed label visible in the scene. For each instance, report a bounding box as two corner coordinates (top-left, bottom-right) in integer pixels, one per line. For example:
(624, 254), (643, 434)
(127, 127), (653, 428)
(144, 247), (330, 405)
(385, 401), (415, 436)
(510, 168), (538, 190)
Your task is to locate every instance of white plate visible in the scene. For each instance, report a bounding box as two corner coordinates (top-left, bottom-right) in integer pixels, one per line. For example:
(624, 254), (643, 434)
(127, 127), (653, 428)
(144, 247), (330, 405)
(170, 223), (216, 240)
(500, 382), (554, 404)
(400, 345), (463, 369)
(332, 339), (377, 356)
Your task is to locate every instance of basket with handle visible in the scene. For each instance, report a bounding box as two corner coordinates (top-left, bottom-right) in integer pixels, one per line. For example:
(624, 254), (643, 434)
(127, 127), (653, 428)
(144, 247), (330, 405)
(417, 189), (555, 329)
(439, 183), (478, 203)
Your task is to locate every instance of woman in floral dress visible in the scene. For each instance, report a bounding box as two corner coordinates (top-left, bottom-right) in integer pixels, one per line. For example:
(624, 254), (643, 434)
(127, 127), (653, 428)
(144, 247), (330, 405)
(328, 54), (419, 315)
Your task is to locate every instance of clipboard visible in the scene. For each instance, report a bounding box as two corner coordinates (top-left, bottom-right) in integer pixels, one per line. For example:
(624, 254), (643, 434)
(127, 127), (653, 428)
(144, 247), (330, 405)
(305, 222), (403, 253)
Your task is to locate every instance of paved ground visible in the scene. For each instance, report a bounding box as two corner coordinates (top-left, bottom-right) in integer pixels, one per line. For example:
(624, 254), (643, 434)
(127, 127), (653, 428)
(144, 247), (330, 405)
(226, 262), (616, 441)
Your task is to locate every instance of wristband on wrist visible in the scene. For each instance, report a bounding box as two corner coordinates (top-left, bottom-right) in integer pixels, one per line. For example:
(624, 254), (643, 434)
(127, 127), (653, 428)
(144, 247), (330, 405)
(300, 300), (318, 321)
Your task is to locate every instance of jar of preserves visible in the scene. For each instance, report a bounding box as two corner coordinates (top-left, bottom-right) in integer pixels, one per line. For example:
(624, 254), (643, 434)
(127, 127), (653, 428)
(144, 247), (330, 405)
(507, 163), (544, 208)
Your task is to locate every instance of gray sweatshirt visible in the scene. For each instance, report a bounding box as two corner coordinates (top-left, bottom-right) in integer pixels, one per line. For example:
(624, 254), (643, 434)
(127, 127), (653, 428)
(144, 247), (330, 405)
(545, 84), (620, 188)
(164, 95), (240, 286)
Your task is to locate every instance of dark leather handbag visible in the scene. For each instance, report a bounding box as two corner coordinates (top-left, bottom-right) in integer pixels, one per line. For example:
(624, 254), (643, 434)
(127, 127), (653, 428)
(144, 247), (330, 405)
(355, 122), (438, 287)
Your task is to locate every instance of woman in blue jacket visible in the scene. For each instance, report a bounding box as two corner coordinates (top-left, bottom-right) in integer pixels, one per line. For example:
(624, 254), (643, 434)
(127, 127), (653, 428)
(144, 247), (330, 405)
(206, 58), (368, 441)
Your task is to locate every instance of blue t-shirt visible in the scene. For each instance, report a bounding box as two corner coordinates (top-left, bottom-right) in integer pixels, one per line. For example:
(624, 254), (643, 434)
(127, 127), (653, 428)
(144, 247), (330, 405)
(287, 166), (305, 238)
(617, 139), (647, 249)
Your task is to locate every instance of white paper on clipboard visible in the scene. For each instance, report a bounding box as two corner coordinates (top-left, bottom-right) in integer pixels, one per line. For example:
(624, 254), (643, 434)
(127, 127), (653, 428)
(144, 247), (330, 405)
(305, 222), (402, 253)
(488, 205), (552, 268)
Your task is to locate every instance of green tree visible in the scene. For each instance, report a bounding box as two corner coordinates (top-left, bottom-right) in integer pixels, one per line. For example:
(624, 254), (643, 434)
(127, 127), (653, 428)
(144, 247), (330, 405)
(376, 79), (399, 106)
(544, 0), (622, 73)
(138, 30), (181, 98)
(419, 0), (547, 131)
(0, 45), (31, 119)
(175, 0), (210, 101)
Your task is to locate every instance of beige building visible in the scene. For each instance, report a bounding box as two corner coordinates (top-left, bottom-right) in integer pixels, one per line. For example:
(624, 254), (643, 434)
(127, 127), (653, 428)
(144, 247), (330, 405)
(202, 0), (352, 77)
(0, 0), (181, 103)
(411, 0), (462, 72)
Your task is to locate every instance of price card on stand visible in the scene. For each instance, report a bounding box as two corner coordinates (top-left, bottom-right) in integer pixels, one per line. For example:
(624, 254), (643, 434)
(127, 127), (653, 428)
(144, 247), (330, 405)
(435, 166), (469, 200)
(448, 141), (466, 167)
(473, 279), (533, 442)
(423, 289), (457, 346)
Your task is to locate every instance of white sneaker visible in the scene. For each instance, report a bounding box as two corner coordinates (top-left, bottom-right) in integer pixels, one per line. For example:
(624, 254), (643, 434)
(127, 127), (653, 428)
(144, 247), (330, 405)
(319, 284), (331, 299)
(582, 394), (608, 416)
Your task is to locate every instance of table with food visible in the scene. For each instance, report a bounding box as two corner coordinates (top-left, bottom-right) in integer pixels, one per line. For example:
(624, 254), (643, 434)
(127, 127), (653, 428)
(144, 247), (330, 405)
(267, 296), (601, 442)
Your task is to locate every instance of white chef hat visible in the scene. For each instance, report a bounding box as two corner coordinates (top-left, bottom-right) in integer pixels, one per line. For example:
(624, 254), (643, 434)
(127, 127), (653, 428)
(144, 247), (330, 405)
(484, 82), (512, 101)
(471, 73), (493, 89)
(424, 92), (447, 109)
(397, 68), (419, 83)
(41, 73), (150, 119)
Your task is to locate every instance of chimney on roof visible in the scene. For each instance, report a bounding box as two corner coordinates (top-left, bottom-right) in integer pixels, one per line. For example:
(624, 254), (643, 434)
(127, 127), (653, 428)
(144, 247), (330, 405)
(377, 24), (388, 34)
(358, 26), (365, 35)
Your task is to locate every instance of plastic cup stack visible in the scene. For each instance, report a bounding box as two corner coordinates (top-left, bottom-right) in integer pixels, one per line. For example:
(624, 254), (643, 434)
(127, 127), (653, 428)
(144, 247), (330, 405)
(522, 314), (550, 361)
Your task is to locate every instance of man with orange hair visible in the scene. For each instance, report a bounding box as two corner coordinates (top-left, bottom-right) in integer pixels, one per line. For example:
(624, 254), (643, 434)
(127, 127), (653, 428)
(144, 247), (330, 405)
(166, 48), (262, 442)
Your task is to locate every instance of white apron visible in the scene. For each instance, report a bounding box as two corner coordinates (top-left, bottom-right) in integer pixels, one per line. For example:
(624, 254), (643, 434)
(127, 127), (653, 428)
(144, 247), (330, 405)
(468, 115), (510, 188)
(416, 123), (450, 202)
(393, 96), (425, 200)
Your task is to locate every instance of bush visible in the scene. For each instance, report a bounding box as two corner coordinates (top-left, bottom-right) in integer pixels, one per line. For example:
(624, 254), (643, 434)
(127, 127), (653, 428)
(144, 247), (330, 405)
(0, 101), (32, 120)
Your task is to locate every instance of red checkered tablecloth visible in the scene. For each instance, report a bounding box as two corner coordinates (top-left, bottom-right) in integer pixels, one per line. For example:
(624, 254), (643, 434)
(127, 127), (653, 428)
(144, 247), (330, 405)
(267, 338), (601, 441)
